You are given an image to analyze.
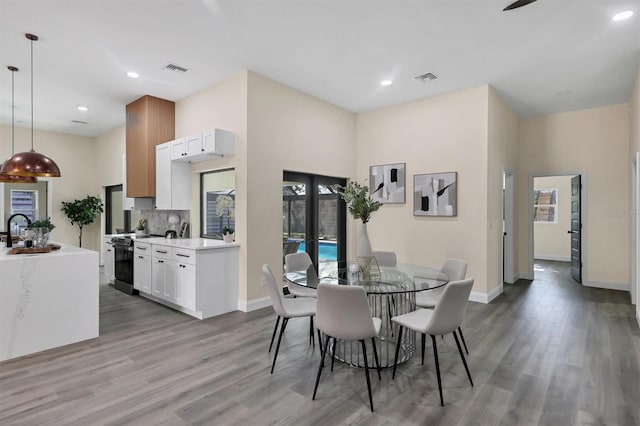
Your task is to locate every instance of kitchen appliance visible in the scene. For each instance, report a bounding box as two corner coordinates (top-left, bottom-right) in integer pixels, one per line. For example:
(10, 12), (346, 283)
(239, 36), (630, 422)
(112, 236), (136, 295)
(164, 229), (177, 239)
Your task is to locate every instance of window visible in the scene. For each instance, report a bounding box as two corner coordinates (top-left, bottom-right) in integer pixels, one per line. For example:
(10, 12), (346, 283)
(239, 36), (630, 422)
(104, 184), (139, 234)
(11, 190), (38, 224)
(534, 188), (557, 223)
(201, 169), (235, 239)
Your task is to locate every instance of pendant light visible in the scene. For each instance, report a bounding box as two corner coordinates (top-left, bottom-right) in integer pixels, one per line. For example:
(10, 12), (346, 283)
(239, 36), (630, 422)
(0, 66), (37, 183)
(1, 33), (61, 178)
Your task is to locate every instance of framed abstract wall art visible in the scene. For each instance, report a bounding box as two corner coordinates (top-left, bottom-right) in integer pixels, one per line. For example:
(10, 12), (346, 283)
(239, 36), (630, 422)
(414, 172), (457, 216)
(369, 163), (406, 204)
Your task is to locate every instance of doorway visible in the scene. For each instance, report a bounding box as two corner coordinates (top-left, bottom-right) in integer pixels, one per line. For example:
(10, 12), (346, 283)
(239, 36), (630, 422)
(632, 153), (639, 305)
(282, 171), (346, 273)
(502, 170), (515, 284)
(529, 173), (584, 283)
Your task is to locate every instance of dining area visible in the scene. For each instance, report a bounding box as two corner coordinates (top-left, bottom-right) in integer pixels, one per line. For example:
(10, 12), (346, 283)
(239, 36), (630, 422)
(262, 250), (475, 412)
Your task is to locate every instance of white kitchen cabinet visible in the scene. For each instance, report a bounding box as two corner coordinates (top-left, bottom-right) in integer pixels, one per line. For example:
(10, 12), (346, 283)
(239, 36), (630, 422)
(202, 129), (235, 157)
(175, 262), (196, 311)
(103, 238), (115, 283)
(151, 257), (175, 301)
(133, 242), (152, 293)
(140, 239), (239, 319)
(170, 138), (187, 160)
(156, 141), (190, 210)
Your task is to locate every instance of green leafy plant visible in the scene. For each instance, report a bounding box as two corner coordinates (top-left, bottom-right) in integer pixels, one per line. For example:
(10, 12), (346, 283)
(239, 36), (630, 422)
(137, 219), (147, 231)
(28, 217), (55, 232)
(216, 194), (235, 235)
(336, 181), (381, 224)
(61, 195), (104, 247)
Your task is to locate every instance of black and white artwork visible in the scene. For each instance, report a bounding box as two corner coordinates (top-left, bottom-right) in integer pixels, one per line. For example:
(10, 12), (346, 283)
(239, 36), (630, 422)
(414, 172), (457, 216)
(369, 163), (406, 204)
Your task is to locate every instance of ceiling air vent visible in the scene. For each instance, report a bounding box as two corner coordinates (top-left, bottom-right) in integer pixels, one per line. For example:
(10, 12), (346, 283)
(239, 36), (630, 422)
(164, 63), (190, 74)
(71, 120), (88, 125)
(414, 72), (438, 83)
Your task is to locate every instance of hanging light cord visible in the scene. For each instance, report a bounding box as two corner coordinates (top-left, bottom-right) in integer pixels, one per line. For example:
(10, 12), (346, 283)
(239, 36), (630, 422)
(11, 67), (15, 154)
(30, 36), (34, 151)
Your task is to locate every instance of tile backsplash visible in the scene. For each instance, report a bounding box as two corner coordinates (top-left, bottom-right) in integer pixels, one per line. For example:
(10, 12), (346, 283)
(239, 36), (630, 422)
(140, 210), (190, 237)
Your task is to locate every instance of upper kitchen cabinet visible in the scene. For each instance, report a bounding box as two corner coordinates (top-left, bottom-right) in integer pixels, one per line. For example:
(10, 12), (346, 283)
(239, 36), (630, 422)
(126, 95), (175, 198)
(172, 129), (235, 162)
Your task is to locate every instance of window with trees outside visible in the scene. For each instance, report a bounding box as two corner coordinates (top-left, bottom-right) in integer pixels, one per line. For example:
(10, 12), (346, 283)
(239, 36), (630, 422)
(534, 188), (557, 223)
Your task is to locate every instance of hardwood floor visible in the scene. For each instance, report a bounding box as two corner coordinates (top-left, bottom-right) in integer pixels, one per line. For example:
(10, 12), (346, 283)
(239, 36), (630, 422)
(1, 260), (638, 425)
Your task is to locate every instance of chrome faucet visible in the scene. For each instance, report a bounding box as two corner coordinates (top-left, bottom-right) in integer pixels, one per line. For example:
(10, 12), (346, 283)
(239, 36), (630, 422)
(4, 213), (32, 248)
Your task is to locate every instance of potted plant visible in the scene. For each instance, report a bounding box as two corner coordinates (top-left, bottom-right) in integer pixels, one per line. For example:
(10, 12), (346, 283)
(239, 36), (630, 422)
(136, 219), (147, 236)
(336, 181), (381, 256)
(216, 194), (235, 242)
(28, 217), (56, 247)
(29, 217), (55, 232)
(61, 195), (104, 247)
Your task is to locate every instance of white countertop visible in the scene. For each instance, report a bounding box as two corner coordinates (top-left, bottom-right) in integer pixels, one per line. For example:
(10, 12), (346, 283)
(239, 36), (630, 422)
(138, 237), (239, 250)
(0, 242), (95, 261)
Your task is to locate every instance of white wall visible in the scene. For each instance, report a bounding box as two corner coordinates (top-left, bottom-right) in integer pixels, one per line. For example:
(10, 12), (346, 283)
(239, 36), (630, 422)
(517, 104), (631, 288)
(357, 86), (491, 295)
(534, 175), (572, 261)
(0, 125), (100, 250)
(630, 67), (640, 319)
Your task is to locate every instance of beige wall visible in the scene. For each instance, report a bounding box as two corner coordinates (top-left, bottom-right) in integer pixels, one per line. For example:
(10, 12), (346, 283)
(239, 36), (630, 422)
(357, 86), (491, 294)
(534, 175), (572, 261)
(517, 104), (631, 287)
(175, 72), (249, 300)
(247, 71), (357, 302)
(0, 125), (100, 250)
(487, 87), (519, 293)
(630, 68), (639, 313)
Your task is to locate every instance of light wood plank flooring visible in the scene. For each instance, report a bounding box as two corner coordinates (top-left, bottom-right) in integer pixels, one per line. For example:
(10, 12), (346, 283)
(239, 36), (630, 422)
(1, 260), (638, 425)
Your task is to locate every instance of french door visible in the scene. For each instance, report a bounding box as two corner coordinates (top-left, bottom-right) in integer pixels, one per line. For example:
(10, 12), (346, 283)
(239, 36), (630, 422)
(282, 172), (346, 273)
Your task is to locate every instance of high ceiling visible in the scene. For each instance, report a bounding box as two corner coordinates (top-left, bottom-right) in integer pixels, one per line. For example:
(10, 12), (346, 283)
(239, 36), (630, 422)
(0, 0), (638, 138)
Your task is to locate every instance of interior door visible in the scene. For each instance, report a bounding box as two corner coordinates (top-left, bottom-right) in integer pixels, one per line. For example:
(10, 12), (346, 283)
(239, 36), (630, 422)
(570, 175), (582, 283)
(283, 172), (346, 272)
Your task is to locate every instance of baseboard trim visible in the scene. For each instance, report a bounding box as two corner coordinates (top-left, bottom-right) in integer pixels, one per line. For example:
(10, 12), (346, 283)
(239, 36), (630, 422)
(469, 285), (503, 304)
(515, 271), (534, 281)
(583, 280), (629, 292)
(637, 307), (639, 328)
(238, 296), (271, 312)
(534, 255), (571, 262)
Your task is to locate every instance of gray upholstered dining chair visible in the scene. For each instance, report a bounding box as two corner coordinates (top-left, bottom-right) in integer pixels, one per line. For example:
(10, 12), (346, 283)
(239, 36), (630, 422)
(313, 283), (382, 412)
(372, 251), (397, 267)
(284, 252), (318, 298)
(262, 264), (319, 374)
(391, 278), (475, 407)
(415, 258), (470, 354)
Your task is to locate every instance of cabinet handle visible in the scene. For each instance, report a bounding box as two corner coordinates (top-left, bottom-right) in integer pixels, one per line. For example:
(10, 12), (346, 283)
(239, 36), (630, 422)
(138, 256), (144, 259)
(176, 253), (190, 258)
(158, 260), (164, 263)
(156, 250), (168, 254)
(136, 247), (147, 250)
(201, 148), (204, 151)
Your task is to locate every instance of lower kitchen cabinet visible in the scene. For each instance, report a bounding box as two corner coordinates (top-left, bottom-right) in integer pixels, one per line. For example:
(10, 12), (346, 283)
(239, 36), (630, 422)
(133, 253), (152, 293)
(143, 240), (238, 319)
(103, 237), (115, 283)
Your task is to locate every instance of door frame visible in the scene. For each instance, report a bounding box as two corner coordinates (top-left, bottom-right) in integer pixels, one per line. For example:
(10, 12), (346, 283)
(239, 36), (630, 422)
(632, 153), (639, 305)
(502, 169), (515, 284)
(283, 171), (347, 268)
(528, 172), (587, 282)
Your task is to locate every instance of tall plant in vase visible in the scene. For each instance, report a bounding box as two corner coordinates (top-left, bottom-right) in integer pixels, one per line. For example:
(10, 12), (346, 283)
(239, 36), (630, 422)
(216, 194), (235, 242)
(336, 181), (381, 257)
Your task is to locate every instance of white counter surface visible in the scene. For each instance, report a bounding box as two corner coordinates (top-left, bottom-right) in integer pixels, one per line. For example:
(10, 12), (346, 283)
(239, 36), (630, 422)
(0, 242), (99, 362)
(140, 237), (239, 250)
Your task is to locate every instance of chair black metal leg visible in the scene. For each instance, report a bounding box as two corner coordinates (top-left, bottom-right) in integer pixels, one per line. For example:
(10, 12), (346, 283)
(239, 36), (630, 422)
(431, 335), (444, 406)
(313, 334), (331, 400)
(309, 317), (315, 348)
(453, 330), (473, 387)
(421, 333), (426, 366)
(458, 326), (469, 354)
(330, 338), (336, 372)
(270, 317), (288, 374)
(360, 340), (374, 412)
(392, 326), (403, 380)
(371, 337), (381, 380)
(317, 329), (323, 354)
(268, 316), (280, 353)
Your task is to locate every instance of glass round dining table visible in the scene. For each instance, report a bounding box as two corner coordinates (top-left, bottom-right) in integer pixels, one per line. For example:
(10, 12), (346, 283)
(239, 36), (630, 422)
(285, 261), (449, 368)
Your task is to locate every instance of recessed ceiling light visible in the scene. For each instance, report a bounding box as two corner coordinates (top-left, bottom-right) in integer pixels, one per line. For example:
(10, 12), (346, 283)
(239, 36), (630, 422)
(127, 71), (140, 78)
(77, 105), (89, 112)
(381, 80), (393, 86)
(612, 10), (634, 21)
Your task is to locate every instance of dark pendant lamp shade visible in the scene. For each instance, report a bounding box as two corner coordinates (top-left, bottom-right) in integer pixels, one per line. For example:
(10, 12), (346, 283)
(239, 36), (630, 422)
(0, 65), (37, 183)
(0, 33), (61, 178)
